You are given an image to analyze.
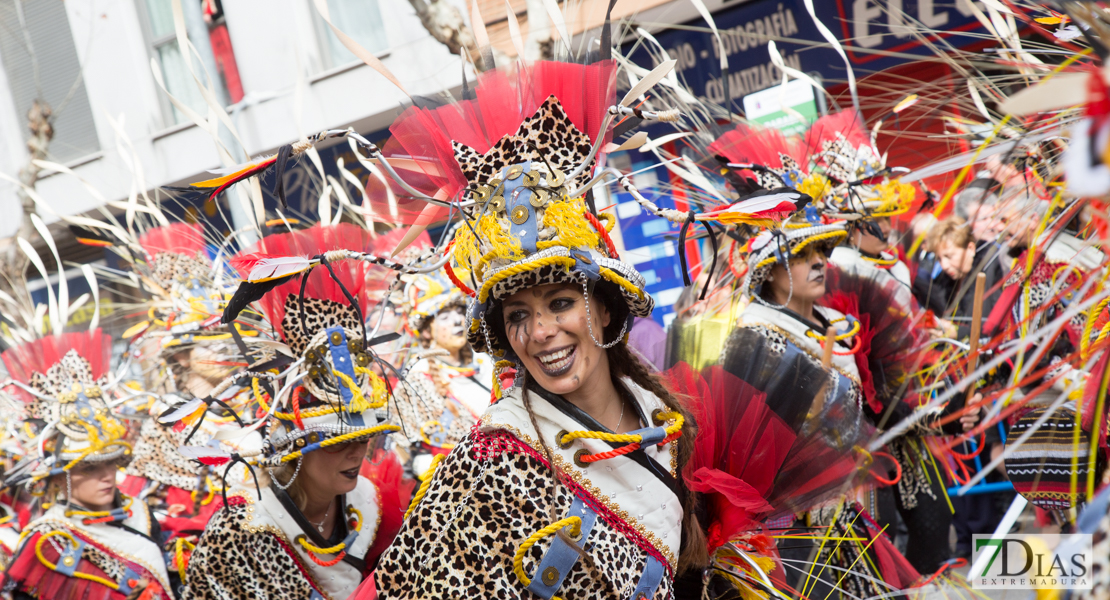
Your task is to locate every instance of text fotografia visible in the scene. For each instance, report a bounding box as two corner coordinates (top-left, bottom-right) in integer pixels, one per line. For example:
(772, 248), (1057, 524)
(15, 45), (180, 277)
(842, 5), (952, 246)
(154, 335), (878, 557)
(973, 534), (1092, 589)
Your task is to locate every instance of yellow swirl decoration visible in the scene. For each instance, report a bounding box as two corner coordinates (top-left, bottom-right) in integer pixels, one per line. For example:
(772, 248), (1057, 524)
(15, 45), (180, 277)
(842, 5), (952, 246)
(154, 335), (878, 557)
(558, 411), (683, 446)
(35, 530), (120, 590)
(512, 516), (583, 595)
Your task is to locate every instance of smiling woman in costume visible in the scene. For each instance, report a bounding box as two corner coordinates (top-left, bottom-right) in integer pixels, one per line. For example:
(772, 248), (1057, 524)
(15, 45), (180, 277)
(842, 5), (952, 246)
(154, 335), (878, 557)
(391, 270), (493, 477)
(2, 330), (175, 600)
(357, 58), (703, 600)
(179, 224), (409, 600)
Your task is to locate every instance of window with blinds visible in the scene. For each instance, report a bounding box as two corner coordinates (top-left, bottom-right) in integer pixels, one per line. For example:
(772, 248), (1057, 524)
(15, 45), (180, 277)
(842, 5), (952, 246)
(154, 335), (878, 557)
(0, 0), (101, 164)
(313, 0), (387, 71)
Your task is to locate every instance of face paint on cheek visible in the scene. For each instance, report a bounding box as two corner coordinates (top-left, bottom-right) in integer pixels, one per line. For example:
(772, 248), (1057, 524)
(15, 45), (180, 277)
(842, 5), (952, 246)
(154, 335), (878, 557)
(556, 315), (564, 324)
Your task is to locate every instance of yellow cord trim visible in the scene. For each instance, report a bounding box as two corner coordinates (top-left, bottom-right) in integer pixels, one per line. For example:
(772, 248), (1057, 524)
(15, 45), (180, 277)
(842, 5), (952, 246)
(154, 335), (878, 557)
(174, 537), (195, 583)
(805, 318), (860, 341)
(861, 253), (898, 267)
(254, 368), (388, 422)
(512, 517), (583, 592)
(280, 425), (400, 463)
(35, 530), (119, 590)
(404, 453), (446, 520)
(65, 496), (133, 519)
(296, 507), (364, 555)
(478, 256), (577, 304)
(599, 267), (645, 301)
(596, 211), (616, 232)
(754, 231), (848, 270)
(558, 411), (683, 446)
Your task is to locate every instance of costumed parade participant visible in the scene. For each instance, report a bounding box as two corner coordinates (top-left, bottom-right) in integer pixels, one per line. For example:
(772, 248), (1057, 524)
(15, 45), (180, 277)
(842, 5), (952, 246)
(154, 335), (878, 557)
(360, 57), (709, 599)
(391, 270), (493, 476)
(1, 330), (175, 600)
(115, 223), (252, 544)
(179, 223), (410, 600)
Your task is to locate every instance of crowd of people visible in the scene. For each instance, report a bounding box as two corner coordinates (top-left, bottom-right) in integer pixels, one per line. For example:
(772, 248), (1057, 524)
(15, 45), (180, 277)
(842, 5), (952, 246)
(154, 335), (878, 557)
(0, 3), (1108, 600)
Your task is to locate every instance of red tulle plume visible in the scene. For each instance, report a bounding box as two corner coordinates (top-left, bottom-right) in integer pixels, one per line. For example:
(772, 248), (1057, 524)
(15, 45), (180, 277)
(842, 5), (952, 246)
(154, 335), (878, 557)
(666, 363), (793, 550)
(372, 60), (617, 225)
(803, 110), (874, 178)
(138, 223), (207, 257)
(821, 291), (882, 415)
(360, 448), (416, 570)
(1, 329), (111, 389)
(233, 224), (388, 343)
(708, 122), (807, 172)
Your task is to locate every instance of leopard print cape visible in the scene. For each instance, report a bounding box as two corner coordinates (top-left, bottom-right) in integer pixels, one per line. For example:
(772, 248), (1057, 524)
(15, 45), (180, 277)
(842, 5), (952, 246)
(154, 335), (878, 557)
(376, 379), (681, 599)
(126, 405), (210, 492)
(183, 476), (380, 600)
(392, 357), (484, 451)
(7, 500), (172, 597)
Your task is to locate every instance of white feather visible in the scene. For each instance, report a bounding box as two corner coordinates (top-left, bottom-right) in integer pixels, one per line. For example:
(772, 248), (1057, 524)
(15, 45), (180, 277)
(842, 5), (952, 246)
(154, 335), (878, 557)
(639, 132), (692, 154)
(725, 193), (801, 214)
(687, 0), (727, 71)
(505, 0), (525, 58)
(769, 41), (826, 97)
(621, 59), (677, 107)
(750, 230), (774, 251)
(540, 0), (571, 55)
(81, 264), (100, 332)
(159, 396), (206, 423)
(607, 132), (649, 153)
(30, 215), (67, 335)
(178, 445), (230, 462)
(802, 0), (858, 114)
(247, 256), (312, 282)
(18, 237), (57, 336)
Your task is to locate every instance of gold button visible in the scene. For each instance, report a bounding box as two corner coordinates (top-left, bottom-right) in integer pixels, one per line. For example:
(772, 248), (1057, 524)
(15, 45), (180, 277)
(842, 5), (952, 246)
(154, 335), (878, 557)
(487, 178), (502, 190)
(547, 168), (566, 187)
(295, 438), (306, 447)
(510, 205), (529, 225)
(506, 165), (524, 180)
(489, 195), (505, 212)
(62, 556), (75, 567)
(330, 332), (343, 345)
(523, 171), (540, 186)
(573, 448), (590, 468)
(529, 189), (549, 208)
(577, 256), (592, 265)
(471, 185), (491, 202)
(541, 566), (560, 585)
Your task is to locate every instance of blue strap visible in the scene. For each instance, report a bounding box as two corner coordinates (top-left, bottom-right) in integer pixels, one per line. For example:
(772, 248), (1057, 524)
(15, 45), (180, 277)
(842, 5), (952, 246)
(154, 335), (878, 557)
(625, 426), (667, 447)
(428, 402), (458, 447)
(525, 497), (598, 599)
(116, 565), (141, 595)
(570, 250), (601, 281)
(53, 537), (85, 576)
(502, 162), (539, 254)
(326, 326), (365, 426)
(627, 555), (665, 600)
(310, 590), (326, 600)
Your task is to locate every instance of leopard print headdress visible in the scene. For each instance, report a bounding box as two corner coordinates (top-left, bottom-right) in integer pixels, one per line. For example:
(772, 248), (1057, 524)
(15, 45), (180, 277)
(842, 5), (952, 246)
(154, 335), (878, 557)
(217, 224), (400, 468)
(1, 330), (130, 482)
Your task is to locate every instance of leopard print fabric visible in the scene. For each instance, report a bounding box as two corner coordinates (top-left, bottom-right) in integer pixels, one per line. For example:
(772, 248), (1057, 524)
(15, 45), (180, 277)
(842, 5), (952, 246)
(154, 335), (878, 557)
(183, 502), (321, 600)
(126, 418), (206, 491)
(279, 295), (362, 356)
(376, 432), (675, 599)
(24, 350), (108, 419)
(21, 522), (126, 582)
(392, 359), (477, 450)
(150, 251), (210, 290)
(452, 95), (594, 190)
(1079, 511), (1109, 600)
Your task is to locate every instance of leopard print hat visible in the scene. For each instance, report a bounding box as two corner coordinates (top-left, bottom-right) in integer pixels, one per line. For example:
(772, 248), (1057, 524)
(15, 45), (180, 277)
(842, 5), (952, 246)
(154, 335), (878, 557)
(448, 159), (653, 360)
(222, 224), (399, 467)
(742, 216), (848, 301)
(1, 330), (131, 482)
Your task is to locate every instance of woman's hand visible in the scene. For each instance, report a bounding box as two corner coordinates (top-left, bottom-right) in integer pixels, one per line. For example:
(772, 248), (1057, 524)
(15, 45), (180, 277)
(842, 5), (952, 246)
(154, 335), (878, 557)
(960, 393), (983, 432)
